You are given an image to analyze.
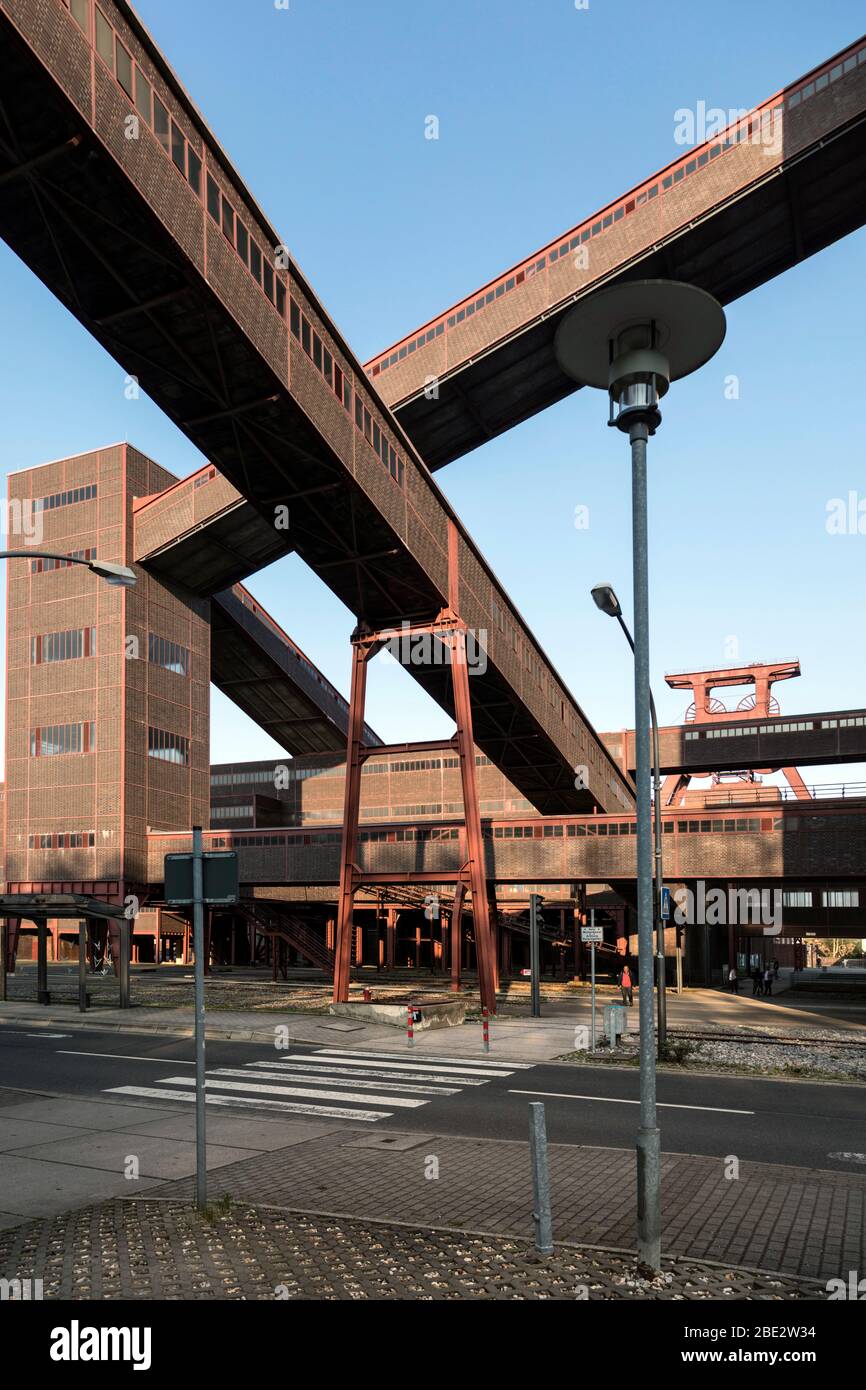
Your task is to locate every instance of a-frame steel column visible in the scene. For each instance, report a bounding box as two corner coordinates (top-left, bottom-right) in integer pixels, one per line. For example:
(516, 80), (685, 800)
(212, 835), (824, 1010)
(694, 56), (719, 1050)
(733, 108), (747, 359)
(333, 636), (375, 1003)
(450, 881), (465, 993)
(451, 627), (497, 1014)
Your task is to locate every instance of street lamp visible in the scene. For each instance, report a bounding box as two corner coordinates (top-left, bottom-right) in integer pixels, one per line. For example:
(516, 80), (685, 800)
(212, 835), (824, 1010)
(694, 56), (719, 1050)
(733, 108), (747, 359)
(557, 279), (725, 1272)
(0, 551), (136, 586)
(591, 582), (667, 1053)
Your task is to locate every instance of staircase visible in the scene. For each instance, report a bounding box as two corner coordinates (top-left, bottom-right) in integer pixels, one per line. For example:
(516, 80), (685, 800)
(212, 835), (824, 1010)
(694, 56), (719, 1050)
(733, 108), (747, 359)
(239, 901), (343, 973)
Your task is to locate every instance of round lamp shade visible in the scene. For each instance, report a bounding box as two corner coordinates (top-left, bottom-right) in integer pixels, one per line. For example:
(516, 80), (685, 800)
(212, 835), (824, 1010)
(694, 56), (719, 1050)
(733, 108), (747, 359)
(555, 279), (726, 388)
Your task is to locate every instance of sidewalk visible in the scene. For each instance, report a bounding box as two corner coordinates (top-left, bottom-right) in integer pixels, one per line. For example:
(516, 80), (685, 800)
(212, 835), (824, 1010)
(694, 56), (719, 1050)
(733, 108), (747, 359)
(140, 1125), (864, 1284)
(3, 975), (862, 1066)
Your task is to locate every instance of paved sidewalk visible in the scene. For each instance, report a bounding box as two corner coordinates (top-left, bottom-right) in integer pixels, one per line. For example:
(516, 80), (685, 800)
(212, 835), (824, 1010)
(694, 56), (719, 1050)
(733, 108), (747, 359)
(144, 1127), (866, 1283)
(0, 1199), (823, 1300)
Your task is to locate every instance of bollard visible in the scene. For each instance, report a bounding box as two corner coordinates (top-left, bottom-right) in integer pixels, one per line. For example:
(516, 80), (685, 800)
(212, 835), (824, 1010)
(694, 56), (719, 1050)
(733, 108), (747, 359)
(363, 988), (371, 1002)
(482, 1006), (490, 1053)
(528, 1102), (554, 1256)
(407, 1002), (414, 1048)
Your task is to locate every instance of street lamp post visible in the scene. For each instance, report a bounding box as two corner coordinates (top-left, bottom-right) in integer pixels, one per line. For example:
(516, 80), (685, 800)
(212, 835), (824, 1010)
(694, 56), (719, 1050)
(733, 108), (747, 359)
(591, 582), (667, 1053)
(556, 280), (726, 1271)
(0, 551), (136, 586)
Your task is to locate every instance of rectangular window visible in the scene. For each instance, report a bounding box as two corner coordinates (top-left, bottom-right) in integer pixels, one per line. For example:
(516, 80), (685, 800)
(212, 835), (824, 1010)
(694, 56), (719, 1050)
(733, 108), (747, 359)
(275, 281), (286, 318)
(148, 726), (190, 766)
(249, 241), (262, 283)
(312, 332), (322, 371)
(116, 39), (133, 97)
(148, 632), (190, 676)
(206, 174), (220, 222)
(95, 9), (114, 70)
(171, 121), (186, 175)
(290, 300), (301, 339)
(221, 196), (235, 244)
(32, 627), (95, 664)
(262, 262), (274, 302)
(153, 93), (170, 155)
(30, 722), (95, 757)
(301, 316), (311, 355)
(236, 221), (248, 264)
(70, 0), (89, 33)
(186, 146), (201, 197)
(135, 69), (152, 125)
(333, 362), (343, 400)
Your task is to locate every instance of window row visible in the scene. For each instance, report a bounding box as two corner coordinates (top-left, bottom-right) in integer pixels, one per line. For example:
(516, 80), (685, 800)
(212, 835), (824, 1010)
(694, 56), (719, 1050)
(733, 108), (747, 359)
(34, 484), (96, 513)
(207, 174), (286, 316)
(368, 49), (866, 381)
(30, 722), (95, 756)
(73, 0), (285, 319)
(30, 548), (96, 574)
(821, 717), (866, 729)
(31, 627), (95, 665)
(290, 299), (405, 489)
(147, 726), (189, 765)
(29, 831), (95, 849)
(685, 720), (821, 741)
(210, 805), (253, 820)
(148, 632), (190, 677)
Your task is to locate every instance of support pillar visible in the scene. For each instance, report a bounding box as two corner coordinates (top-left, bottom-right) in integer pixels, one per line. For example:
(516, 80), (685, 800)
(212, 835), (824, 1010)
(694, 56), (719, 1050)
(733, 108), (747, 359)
(386, 909), (396, 970)
(5, 916), (20, 973)
(333, 636), (378, 1002)
(450, 882), (464, 993)
(450, 625), (497, 1014)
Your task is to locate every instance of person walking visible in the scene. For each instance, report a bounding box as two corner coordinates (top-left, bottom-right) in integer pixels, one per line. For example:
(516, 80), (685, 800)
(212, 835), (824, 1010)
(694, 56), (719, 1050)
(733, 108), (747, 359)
(619, 961), (634, 1006)
(727, 966), (739, 993)
(751, 966), (762, 996)
(763, 965), (773, 997)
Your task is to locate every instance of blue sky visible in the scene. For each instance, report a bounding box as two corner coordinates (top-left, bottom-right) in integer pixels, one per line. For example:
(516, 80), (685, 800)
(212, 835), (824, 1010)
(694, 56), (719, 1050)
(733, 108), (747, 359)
(1, 0), (864, 782)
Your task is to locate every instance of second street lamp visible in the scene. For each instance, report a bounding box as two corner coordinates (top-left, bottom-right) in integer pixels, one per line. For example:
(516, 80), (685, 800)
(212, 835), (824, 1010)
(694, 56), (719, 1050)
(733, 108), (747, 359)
(592, 581), (667, 1053)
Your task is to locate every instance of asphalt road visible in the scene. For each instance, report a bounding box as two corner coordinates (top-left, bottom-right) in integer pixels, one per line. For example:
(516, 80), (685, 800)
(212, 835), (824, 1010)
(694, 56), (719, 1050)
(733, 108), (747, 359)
(1, 1021), (864, 1175)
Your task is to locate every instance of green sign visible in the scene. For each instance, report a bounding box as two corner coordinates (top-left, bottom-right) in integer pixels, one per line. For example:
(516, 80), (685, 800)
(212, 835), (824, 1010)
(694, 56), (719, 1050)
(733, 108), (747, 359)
(164, 852), (239, 905)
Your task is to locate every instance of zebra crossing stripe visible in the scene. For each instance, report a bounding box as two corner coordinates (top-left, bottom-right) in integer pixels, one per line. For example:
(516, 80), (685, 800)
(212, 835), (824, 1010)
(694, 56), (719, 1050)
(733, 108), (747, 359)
(313, 1047), (532, 1069)
(252, 1060), (492, 1086)
(105, 1085), (389, 1121)
(155, 1075), (428, 1109)
(281, 1052), (512, 1078)
(211, 1066), (460, 1097)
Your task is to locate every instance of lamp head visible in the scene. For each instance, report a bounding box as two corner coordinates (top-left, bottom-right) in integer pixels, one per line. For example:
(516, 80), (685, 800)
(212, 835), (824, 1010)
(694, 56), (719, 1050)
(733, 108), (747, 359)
(91, 560), (136, 588)
(555, 280), (726, 434)
(591, 583), (622, 619)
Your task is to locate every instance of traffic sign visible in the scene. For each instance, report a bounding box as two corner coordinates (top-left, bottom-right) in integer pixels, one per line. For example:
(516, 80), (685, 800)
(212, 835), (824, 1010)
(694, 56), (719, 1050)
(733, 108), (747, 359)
(164, 851), (239, 905)
(661, 886), (671, 920)
(581, 924), (603, 943)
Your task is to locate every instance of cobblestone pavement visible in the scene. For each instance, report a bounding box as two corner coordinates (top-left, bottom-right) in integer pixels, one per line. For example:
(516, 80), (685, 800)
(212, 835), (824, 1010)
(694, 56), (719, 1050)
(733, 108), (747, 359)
(144, 1130), (866, 1283)
(0, 1199), (824, 1300)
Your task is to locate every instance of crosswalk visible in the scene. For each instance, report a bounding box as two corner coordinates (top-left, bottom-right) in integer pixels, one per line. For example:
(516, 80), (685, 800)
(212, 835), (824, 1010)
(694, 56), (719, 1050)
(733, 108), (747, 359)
(104, 1047), (532, 1123)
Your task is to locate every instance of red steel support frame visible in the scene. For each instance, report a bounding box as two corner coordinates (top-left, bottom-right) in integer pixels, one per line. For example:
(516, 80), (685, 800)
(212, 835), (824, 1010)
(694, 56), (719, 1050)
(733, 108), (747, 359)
(333, 636), (379, 1003)
(331, 619), (498, 1013)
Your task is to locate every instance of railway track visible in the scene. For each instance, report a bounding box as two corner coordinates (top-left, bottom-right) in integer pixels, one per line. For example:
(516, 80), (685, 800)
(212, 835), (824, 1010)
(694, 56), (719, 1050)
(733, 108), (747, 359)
(671, 1030), (866, 1050)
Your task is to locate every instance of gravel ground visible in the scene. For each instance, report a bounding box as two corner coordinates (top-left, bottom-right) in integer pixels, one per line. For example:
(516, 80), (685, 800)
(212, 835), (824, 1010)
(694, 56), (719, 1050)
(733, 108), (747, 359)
(567, 1022), (866, 1081)
(0, 1199), (825, 1301)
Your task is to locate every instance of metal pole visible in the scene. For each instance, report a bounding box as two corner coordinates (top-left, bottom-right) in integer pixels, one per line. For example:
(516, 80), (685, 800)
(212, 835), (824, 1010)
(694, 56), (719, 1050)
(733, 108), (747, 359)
(649, 690), (667, 1050)
(1, 922), (6, 1003)
(78, 922), (88, 1013)
(119, 918), (131, 1009)
(590, 910), (596, 1052)
(192, 825), (207, 1209)
(528, 1102), (553, 1255)
(617, 615), (666, 1051)
(629, 421), (661, 1271)
(529, 893), (541, 1019)
(36, 919), (49, 1005)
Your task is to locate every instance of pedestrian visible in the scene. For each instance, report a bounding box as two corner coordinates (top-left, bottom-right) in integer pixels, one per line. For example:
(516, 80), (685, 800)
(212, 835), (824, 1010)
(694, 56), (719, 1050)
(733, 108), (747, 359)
(727, 966), (739, 993)
(772, 957), (780, 981)
(751, 966), (762, 996)
(619, 961), (634, 1006)
(763, 965), (773, 997)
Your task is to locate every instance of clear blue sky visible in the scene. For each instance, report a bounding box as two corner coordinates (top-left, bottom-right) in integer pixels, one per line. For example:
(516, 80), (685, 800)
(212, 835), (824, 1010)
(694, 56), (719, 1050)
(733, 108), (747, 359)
(1, 0), (864, 783)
